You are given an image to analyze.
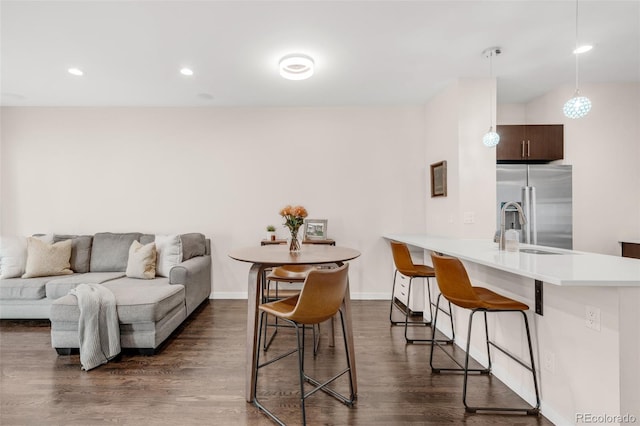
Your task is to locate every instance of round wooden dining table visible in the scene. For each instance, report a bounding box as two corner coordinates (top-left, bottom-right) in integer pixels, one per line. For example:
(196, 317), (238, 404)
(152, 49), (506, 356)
(228, 244), (361, 403)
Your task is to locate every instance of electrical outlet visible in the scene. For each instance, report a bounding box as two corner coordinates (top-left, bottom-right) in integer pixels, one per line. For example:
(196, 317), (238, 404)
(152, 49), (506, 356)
(585, 305), (601, 331)
(543, 351), (556, 374)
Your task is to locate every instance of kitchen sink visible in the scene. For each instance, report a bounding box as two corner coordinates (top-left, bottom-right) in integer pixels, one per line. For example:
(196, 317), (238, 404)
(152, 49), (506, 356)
(519, 248), (564, 255)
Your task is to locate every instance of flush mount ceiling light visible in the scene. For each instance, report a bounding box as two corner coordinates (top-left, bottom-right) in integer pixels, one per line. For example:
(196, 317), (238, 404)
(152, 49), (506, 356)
(279, 54), (314, 80)
(482, 47), (501, 147)
(564, 0), (592, 119)
(180, 68), (194, 76)
(67, 67), (84, 76)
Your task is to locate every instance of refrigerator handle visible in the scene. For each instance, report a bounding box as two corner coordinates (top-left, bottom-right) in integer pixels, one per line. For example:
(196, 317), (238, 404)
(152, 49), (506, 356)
(531, 186), (537, 245)
(522, 186), (531, 244)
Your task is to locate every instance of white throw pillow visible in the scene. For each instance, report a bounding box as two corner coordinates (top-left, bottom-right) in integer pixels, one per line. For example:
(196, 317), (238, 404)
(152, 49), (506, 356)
(22, 237), (73, 278)
(126, 241), (157, 279)
(35, 234), (54, 244)
(0, 236), (27, 279)
(154, 234), (183, 277)
(0, 234), (55, 279)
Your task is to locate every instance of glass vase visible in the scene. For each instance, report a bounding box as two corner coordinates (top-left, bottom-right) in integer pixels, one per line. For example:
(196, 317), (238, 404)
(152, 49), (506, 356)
(288, 227), (302, 253)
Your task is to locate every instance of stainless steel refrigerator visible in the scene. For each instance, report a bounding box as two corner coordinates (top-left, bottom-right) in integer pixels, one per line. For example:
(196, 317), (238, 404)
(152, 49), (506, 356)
(496, 164), (572, 249)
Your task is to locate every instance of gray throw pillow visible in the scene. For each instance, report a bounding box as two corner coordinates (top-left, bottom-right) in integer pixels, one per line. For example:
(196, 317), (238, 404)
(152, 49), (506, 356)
(53, 234), (93, 273)
(181, 233), (206, 261)
(139, 234), (155, 245)
(90, 232), (141, 272)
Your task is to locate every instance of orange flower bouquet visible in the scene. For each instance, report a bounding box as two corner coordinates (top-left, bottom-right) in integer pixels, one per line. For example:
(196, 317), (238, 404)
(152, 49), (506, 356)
(279, 205), (308, 252)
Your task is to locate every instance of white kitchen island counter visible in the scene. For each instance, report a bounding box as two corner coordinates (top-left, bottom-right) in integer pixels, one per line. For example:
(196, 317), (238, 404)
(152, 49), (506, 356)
(383, 234), (640, 426)
(384, 234), (640, 287)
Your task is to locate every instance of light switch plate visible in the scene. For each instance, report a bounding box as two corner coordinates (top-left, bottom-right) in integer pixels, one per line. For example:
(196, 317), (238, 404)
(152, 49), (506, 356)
(463, 212), (475, 224)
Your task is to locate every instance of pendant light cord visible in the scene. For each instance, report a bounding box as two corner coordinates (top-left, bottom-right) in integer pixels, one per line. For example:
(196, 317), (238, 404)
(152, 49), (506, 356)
(574, 0), (580, 92)
(563, 0), (591, 118)
(488, 50), (494, 130)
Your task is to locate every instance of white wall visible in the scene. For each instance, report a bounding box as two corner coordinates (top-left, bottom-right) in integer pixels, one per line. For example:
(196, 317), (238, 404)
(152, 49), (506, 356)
(424, 78), (496, 239)
(457, 79), (498, 239)
(0, 106), (427, 299)
(525, 82), (640, 255)
(497, 103), (526, 125)
(424, 83), (460, 236)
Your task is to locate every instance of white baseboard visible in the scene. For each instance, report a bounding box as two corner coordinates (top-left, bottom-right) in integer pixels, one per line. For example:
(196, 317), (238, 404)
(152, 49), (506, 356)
(210, 292), (247, 300)
(350, 292), (390, 300)
(210, 292), (390, 300)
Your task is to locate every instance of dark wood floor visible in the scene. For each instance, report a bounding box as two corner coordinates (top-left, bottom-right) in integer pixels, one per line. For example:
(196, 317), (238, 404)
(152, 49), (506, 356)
(0, 300), (553, 425)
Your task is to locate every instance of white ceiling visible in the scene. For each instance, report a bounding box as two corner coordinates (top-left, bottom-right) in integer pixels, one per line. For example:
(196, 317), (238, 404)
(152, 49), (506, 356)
(1, 0), (639, 107)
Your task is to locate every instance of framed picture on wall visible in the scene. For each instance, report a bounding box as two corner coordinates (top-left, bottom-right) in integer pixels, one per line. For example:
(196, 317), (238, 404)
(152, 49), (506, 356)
(304, 219), (328, 240)
(430, 161), (447, 197)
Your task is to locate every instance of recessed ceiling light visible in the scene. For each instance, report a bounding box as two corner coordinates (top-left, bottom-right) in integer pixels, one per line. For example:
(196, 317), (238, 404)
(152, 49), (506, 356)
(68, 67), (84, 76)
(279, 54), (314, 80)
(573, 45), (593, 54)
(180, 68), (194, 76)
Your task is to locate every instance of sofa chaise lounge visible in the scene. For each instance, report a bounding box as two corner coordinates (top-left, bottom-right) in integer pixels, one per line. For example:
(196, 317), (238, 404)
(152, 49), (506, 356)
(0, 232), (211, 354)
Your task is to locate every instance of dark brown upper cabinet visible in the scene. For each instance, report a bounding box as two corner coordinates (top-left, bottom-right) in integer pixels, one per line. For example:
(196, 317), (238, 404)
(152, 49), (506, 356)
(496, 124), (564, 162)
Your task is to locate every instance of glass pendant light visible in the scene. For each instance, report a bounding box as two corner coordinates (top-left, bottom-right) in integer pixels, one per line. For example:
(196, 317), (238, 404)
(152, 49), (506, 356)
(564, 0), (591, 119)
(482, 47), (501, 147)
(563, 94), (591, 118)
(483, 129), (500, 147)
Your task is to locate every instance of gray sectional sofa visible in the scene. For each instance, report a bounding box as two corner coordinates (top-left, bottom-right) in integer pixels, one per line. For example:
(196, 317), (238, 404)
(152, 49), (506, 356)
(0, 232), (211, 354)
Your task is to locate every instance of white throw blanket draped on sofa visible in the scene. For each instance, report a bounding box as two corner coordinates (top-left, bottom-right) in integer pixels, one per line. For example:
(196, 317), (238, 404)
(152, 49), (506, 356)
(69, 283), (121, 371)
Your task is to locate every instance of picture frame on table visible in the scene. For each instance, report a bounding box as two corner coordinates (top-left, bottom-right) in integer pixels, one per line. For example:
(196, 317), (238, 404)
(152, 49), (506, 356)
(430, 160), (447, 197)
(304, 219), (328, 240)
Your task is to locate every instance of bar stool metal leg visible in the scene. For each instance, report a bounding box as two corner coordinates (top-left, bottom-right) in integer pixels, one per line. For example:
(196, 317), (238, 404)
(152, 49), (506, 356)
(253, 312), (288, 426)
(389, 270), (400, 324)
(430, 297), (540, 415)
(296, 323), (307, 425)
(430, 294), (489, 374)
(462, 309), (540, 415)
(428, 280), (456, 342)
(254, 311), (354, 425)
(391, 272), (429, 327)
(302, 309), (355, 405)
(402, 277), (455, 344)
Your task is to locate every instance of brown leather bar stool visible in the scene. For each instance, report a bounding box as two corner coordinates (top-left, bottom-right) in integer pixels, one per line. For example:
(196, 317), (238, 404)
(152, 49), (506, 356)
(264, 265), (316, 301)
(429, 252), (540, 415)
(253, 265), (355, 426)
(262, 265), (320, 352)
(389, 241), (454, 344)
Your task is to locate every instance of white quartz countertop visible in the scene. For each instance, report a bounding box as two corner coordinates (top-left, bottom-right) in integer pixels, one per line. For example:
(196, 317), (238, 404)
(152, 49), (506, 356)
(384, 234), (640, 287)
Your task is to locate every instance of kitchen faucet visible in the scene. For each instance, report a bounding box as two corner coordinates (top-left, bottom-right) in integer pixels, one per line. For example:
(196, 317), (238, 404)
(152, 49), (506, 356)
(499, 201), (527, 250)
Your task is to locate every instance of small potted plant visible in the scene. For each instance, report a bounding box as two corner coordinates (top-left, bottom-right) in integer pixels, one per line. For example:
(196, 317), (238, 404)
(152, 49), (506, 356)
(266, 225), (276, 241)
